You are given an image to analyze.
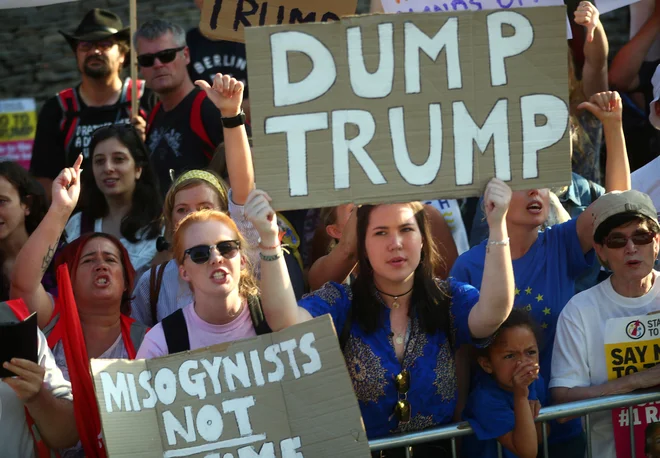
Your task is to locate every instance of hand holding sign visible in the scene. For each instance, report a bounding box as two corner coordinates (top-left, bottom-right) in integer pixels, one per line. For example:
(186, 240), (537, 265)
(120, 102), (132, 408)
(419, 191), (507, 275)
(245, 189), (280, 247)
(574, 1), (601, 43)
(2, 358), (45, 403)
(484, 178), (512, 228)
(578, 91), (623, 125)
(131, 114), (147, 142)
(196, 73), (244, 118)
(52, 154), (82, 214)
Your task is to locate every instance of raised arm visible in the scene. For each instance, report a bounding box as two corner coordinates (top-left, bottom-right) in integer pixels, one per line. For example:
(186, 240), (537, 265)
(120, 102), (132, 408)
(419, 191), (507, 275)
(245, 190), (312, 331)
(609, 3), (660, 92)
(575, 91), (630, 252)
(467, 179), (514, 338)
(575, 2), (609, 98)
(308, 208), (358, 291)
(196, 73), (254, 205)
(10, 156), (82, 329)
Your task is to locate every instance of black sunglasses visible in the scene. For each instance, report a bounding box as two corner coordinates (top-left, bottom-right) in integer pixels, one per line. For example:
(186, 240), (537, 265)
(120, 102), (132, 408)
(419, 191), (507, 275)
(184, 240), (240, 264)
(393, 370), (411, 424)
(137, 46), (185, 67)
(604, 231), (656, 249)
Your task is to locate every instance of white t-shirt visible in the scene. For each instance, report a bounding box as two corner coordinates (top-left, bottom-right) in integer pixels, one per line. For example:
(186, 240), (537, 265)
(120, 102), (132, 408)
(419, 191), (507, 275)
(550, 271), (660, 458)
(0, 330), (73, 458)
(632, 156), (660, 215)
(630, 0), (660, 62)
(64, 212), (159, 277)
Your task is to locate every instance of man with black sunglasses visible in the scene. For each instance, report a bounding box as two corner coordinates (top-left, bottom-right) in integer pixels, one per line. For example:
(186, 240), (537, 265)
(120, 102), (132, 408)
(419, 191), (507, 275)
(30, 8), (155, 200)
(136, 19), (227, 196)
(551, 190), (660, 458)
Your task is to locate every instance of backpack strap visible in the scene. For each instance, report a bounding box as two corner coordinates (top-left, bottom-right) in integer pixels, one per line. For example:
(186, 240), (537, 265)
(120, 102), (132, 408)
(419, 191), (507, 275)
(190, 90), (215, 160)
(145, 100), (163, 138)
(247, 295), (271, 335)
(56, 88), (82, 156)
(161, 309), (190, 354)
(121, 77), (147, 119)
(149, 261), (169, 325)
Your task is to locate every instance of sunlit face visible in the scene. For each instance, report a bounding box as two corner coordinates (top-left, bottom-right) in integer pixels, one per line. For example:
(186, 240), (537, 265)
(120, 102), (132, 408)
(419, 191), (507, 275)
(73, 238), (126, 308)
(479, 325), (539, 391)
(76, 39), (124, 79)
(92, 137), (142, 198)
(0, 176), (29, 241)
(171, 184), (222, 230)
(137, 32), (189, 94)
(506, 189), (550, 229)
(178, 219), (243, 298)
(364, 204), (423, 286)
(595, 220), (660, 283)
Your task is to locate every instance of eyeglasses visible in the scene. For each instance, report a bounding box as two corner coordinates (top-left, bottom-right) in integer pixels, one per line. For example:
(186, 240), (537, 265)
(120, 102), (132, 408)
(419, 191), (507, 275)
(78, 40), (115, 52)
(393, 370), (411, 424)
(184, 240), (240, 264)
(137, 47), (185, 67)
(604, 231), (656, 249)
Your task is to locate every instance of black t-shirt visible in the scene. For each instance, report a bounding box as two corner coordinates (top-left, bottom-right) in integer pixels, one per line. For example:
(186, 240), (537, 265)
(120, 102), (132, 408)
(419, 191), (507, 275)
(146, 87), (224, 196)
(30, 78), (156, 180)
(186, 28), (249, 98)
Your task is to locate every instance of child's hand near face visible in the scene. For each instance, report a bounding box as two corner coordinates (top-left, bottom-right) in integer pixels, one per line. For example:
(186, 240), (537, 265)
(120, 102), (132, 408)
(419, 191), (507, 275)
(511, 360), (540, 397)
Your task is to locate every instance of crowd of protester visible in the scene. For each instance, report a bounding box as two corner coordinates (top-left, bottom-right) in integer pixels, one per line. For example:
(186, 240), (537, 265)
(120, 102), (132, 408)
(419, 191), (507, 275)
(3, 2), (660, 458)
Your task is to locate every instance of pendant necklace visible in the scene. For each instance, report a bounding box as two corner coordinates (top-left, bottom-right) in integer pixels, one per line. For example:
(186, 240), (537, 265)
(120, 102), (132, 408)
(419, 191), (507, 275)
(375, 285), (414, 310)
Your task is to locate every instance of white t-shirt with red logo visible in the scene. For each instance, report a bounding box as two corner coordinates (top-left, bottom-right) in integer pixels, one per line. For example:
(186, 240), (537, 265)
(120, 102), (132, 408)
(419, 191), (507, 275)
(550, 271), (660, 458)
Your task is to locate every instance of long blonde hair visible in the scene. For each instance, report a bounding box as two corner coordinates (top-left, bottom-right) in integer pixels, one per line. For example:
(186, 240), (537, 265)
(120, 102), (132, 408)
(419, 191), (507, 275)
(172, 209), (258, 298)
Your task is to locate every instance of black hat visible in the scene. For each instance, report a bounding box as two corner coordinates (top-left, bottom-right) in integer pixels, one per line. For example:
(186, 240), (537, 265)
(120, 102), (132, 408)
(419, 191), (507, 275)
(59, 9), (130, 51)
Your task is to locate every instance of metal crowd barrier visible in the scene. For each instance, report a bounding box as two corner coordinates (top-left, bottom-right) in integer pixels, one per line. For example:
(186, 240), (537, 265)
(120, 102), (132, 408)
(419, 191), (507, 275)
(369, 390), (660, 458)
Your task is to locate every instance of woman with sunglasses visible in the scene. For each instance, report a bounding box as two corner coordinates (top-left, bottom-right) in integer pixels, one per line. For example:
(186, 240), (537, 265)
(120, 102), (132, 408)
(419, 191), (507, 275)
(10, 155), (148, 456)
(135, 209), (264, 358)
(130, 73), (306, 327)
(245, 179), (515, 458)
(63, 124), (162, 276)
(450, 91), (631, 458)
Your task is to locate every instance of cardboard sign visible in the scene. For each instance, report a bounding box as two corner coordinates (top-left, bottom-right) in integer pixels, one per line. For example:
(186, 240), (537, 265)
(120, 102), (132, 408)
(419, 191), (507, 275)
(245, 8), (571, 211)
(379, 0), (571, 38)
(91, 316), (370, 458)
(0, 99), (37, 169)
(199, 0), (358, 43)
(605, 314), (660, 458)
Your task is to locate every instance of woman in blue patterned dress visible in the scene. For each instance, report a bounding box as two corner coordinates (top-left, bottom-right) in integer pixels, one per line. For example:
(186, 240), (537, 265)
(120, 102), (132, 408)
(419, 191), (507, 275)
(245, 179), (516, 458)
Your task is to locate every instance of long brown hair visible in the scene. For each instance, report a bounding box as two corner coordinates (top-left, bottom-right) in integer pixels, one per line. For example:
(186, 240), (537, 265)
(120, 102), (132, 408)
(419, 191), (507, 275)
(350, 202), (452, 338)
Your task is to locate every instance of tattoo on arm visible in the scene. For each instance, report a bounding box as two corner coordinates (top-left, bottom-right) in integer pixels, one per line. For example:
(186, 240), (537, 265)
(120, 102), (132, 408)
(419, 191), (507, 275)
(41, 240), (59, 274)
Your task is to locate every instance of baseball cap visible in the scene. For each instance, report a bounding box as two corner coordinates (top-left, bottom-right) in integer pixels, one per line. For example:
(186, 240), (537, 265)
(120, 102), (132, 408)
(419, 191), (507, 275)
(591, 190), (660, 237)
(649, 64), (660, 129)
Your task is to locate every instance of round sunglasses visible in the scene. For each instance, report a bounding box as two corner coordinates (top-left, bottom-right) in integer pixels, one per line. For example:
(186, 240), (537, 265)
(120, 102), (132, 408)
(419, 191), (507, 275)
(137, 46), (185, 68)
(604, 231), (656, 249)
(183, 240), (240, 264)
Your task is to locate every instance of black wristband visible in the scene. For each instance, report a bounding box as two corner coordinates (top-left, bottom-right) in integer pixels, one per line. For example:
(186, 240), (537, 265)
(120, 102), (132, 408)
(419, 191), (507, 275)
(221, 110), (246, 128)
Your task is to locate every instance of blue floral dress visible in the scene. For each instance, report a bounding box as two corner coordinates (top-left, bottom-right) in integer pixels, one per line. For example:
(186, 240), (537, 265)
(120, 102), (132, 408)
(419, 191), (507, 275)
(299, 279), (485, 439)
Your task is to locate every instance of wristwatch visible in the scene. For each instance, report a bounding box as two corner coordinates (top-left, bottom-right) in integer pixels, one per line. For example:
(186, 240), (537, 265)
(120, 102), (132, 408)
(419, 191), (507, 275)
(221, 110), (246, 128)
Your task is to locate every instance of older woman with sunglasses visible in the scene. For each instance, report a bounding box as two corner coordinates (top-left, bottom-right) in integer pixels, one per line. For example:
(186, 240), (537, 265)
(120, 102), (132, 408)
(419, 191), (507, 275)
(136, 209), (266, 358)
(245, 179), (515, 458)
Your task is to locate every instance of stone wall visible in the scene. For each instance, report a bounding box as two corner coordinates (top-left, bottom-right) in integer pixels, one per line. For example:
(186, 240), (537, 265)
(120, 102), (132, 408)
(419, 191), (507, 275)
(0, 1), (629, 109)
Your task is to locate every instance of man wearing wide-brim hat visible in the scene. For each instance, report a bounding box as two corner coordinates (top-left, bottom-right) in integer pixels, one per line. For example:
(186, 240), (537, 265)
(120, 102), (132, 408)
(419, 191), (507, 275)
(30, 8), (155, 199)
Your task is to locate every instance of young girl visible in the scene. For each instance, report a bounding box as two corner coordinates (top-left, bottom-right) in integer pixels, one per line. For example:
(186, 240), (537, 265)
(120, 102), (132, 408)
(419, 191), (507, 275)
(462, 309), (544, 458)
